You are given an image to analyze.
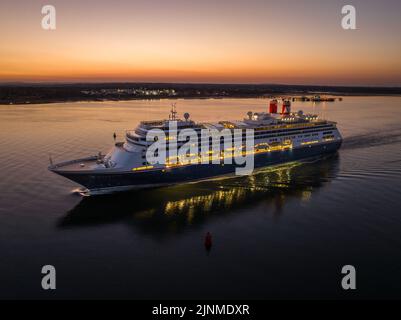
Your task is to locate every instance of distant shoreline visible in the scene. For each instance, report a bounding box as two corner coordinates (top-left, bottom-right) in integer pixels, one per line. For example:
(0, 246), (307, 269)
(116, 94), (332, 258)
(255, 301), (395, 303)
(2, 94), (401, 106)
(1, 82), (400, 105)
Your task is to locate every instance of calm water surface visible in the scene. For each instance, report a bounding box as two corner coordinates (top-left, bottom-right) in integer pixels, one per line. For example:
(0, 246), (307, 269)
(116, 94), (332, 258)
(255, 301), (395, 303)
(0, 97), (400, 299)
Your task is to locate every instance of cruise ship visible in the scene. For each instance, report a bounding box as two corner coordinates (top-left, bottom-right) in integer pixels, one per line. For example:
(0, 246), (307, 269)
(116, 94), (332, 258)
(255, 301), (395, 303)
(49, 100), (342, 194)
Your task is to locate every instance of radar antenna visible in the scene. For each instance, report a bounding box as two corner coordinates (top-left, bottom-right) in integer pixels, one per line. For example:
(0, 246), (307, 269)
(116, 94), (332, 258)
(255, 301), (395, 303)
(169, 103), (177, 120)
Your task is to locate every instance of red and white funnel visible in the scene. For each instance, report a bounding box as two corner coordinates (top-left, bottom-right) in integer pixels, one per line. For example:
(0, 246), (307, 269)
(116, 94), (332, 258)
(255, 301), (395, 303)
(269, 99), (278, 114)
(281, 100), (291, 115)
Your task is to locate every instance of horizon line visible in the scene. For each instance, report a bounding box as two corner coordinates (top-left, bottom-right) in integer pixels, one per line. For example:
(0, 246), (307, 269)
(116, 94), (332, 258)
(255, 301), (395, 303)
(0, 81), (400, 89)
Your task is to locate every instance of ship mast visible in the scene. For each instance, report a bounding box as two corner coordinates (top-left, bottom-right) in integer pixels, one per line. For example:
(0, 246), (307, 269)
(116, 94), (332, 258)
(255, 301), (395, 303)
(169, 103), (177, 120)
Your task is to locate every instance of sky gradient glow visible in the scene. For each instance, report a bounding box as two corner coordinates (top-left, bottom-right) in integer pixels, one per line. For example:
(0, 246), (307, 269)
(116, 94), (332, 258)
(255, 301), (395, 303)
(1, 0), (400, 86)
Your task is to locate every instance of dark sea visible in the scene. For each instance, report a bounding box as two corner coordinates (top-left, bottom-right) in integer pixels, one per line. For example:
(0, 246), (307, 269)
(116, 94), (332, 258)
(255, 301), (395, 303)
(0, 97), (400, 299)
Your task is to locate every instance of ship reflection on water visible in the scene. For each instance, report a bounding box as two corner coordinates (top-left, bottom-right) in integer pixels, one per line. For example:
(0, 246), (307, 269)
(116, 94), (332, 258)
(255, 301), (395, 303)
(59, 154), (340, 236)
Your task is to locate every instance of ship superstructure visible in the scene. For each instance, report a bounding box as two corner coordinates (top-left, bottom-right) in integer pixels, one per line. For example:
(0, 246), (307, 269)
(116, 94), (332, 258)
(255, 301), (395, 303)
(49, 100), (342, 194)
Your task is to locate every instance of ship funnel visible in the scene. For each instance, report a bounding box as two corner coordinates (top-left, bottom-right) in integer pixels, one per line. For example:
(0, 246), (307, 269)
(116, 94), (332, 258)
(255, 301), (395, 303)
(281, 100), (291, 115)
(269, 99), (278, 114)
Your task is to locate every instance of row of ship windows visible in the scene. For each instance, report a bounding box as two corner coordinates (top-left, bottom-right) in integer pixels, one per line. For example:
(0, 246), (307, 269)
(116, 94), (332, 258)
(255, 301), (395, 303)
(256, 129), (331, 139)
(139, 131), (332, 157)
(134, 125), (333, 140)
(131, 128), (334, 144)
(138, 123), (331, 135)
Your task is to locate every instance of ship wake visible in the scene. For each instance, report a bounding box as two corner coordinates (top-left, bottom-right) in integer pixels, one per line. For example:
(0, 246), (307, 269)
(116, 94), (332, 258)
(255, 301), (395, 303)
(342, 128), (401, 150)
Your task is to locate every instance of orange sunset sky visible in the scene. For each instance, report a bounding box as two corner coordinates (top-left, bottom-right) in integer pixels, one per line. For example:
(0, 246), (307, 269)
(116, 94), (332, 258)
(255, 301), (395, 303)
(1, 0), (400, 86)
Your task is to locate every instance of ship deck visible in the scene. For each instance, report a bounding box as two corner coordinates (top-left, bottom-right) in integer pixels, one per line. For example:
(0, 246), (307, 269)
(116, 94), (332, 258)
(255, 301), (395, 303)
(49, 156), (100, 172)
